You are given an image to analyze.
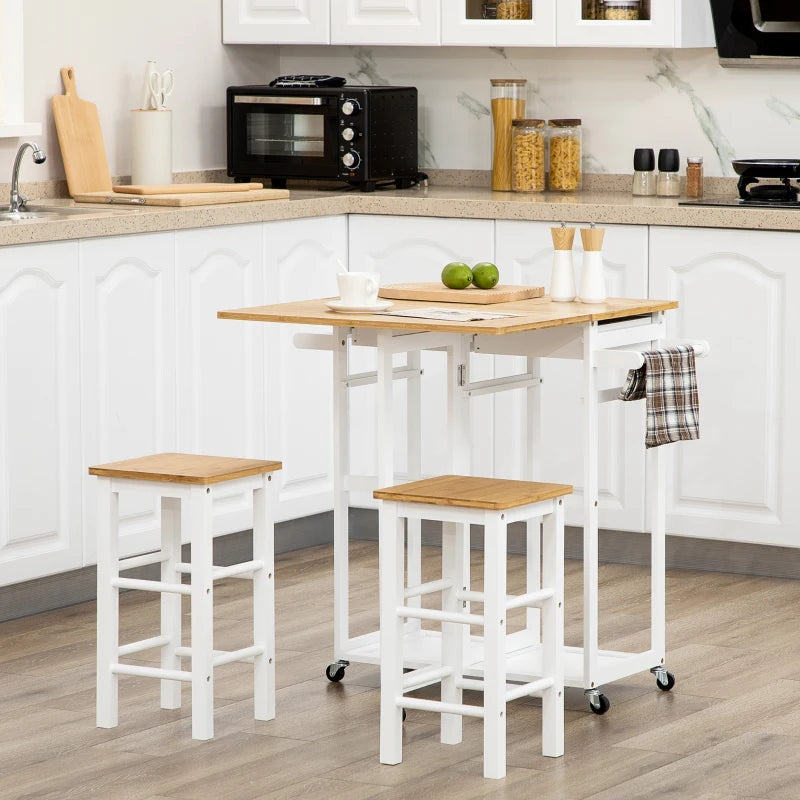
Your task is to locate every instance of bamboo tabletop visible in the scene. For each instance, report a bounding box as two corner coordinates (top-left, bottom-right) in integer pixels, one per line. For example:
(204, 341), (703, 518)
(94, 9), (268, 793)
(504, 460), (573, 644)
(218, 296), (678, 336)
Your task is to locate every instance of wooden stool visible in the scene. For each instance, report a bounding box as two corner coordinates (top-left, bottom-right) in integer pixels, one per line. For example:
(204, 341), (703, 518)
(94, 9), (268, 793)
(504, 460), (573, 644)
(90, 453), (282, 740)
(374, 475), (572, 780)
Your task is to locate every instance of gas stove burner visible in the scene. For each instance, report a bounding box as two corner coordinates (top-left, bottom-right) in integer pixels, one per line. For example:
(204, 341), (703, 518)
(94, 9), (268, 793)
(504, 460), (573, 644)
(737, 175), (800, 203)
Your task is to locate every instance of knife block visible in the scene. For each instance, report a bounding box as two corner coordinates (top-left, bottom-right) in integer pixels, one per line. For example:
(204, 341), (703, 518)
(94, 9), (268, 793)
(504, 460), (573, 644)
(131, 109), (172, 186)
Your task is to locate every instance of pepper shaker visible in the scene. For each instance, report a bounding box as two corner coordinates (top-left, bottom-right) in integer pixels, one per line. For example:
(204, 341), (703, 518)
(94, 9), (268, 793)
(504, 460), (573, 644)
(550, 226), (576, 302)
(578, 227), (606, 304)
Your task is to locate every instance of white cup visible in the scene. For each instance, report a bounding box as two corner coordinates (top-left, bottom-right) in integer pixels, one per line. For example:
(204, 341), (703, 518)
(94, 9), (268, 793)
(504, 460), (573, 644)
(337, 272), (380, 306)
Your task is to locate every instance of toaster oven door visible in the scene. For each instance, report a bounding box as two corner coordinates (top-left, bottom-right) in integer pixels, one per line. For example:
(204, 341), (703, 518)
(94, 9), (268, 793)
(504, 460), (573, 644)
(228, 94), (340, 179)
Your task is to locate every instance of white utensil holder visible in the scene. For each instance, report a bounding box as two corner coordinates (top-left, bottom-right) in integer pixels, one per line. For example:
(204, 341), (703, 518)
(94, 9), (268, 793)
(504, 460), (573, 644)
(131, 109), (172, 185)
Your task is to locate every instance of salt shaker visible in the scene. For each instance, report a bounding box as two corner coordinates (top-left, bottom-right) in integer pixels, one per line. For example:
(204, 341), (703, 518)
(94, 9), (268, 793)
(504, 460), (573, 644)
(578, 227), (606, 304)
(550, 226), (576, 302)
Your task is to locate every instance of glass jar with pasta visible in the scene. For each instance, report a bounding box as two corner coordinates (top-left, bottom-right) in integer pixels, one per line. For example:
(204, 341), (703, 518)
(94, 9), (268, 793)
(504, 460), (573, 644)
(547, 119), (582, 192)
(511, 119), (546, 193)
(497, 0), (532, 19)
(490, 79), (527, 191)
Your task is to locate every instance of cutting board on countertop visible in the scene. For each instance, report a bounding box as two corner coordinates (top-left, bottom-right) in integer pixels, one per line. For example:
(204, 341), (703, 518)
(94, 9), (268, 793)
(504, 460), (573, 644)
(52, 66), (113, 197)
(73, 188), (290, 207)
(113, 182), (263, 195)
(379, 282), (545, 304)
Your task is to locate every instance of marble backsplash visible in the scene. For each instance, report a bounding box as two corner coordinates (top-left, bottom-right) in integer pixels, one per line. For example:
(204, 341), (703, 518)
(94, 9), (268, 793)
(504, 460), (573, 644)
(279, 45), (800, 178)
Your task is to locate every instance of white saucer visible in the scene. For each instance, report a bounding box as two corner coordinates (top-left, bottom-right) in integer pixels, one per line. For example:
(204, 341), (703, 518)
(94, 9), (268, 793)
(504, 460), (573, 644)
(326, 299), (394, 313)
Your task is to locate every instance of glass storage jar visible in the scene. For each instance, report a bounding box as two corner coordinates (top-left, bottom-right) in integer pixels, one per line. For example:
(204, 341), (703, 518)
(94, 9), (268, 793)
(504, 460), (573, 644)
(547, 119), (582, 192)
(686, 157), (704, 198)
(603, 0), (640, 19)
(584, 0), (604, 19)
(511, 119), (546, 193)
(497, 0), (532, 19)
(491, 79), (527, 191)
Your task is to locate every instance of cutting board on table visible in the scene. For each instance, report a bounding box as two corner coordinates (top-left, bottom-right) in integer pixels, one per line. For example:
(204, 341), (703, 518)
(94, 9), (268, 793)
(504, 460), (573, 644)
(114, 182), (263, 195)
(73, 188), (290, 207)
(379, 282), (545, 305)
(52, 66), (113, 197)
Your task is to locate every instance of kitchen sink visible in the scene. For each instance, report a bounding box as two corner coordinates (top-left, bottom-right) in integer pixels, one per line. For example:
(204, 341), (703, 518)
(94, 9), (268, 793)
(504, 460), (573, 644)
(0, 205), (130, 221)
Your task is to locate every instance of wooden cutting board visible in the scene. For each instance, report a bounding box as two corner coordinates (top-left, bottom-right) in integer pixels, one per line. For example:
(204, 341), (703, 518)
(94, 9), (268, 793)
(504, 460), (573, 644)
(52, 67), (113, 197)
(113, 182), (263, 195)
(73, 188), (290, 207)
(379, 282), (545, 305)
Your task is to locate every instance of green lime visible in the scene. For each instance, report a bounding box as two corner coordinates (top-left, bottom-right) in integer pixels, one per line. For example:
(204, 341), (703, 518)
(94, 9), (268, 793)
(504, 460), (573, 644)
(441, 262), (473, 290)
(472, 262), (499, 289)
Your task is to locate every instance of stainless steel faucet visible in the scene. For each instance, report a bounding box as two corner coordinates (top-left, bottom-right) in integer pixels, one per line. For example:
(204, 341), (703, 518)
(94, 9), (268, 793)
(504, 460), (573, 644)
(9, 142), (46, 213)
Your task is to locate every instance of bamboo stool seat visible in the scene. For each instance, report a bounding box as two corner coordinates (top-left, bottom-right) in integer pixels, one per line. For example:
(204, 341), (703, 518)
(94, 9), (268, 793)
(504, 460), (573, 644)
(91, 452), (281, 741)
(376, 475), (571, 780)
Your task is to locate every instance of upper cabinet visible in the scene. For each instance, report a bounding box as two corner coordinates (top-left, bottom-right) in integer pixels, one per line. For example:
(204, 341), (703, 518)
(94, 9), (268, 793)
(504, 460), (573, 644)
(0, 0), (41, 136)
(441, 0), (555, 46)
(331, 0), (441, 45)
(223, 0), (714, 47)
(555, 0), (714, 48)
(223, 0), (331, 44)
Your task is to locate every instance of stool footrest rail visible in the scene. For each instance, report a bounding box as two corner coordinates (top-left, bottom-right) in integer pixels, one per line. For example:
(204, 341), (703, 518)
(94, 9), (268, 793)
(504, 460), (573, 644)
(397, 606), (484, 626)
(397, 696), (485, 719)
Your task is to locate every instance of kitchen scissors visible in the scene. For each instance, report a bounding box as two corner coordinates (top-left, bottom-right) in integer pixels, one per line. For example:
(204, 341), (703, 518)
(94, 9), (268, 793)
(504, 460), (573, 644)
(149, 69), (174, 110)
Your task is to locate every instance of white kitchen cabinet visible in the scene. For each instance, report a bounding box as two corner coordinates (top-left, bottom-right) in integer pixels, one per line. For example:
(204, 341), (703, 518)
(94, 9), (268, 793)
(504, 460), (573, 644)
(555, 0), (714, 48)
(80, 233), (177, 563)
(650, 226), (800, 549)
(0, 242), (81, 587)
(441, 0), (556, 46)
(347, 214), (495, 507)
(331, 0), (440, 45)
(262, 215), (347, 520)
(175, 224), (266, 537)
(494, 220), (648, 531)
(0, 0), (40, 136)
(222, 0), (330, 44)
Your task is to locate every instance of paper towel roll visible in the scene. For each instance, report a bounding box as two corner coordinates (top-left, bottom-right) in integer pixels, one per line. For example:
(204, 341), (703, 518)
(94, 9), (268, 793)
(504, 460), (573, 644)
(131, 109), (172, 185)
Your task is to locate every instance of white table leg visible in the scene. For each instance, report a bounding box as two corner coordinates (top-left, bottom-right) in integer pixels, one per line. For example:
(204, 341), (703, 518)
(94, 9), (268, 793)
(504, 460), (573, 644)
(582, 322), (600, 690)
(253, 472), (276, 721)
(332, 329), (350, 659)
(649, 439), (666, 662)
(96, 478), (119, 729)
(160, 495), (182, 710)
(525, 355), (542, 639)
(406, 349), (422, 630)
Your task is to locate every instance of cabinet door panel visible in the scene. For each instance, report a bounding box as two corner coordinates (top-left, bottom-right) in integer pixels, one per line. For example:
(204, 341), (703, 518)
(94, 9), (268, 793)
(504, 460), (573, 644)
(348, 214), (495, 507)
(494, 220), (647, 531)
(331, 0), (440, 44)
(650, 226), (800, 547)
(441, 0), (556, 45)
(176, 225), (265, 536)
(264, 215), (347, 520)
(0, 242), (81, 586)
(223, 0), (330, 44)
(81, 234), (176, 562)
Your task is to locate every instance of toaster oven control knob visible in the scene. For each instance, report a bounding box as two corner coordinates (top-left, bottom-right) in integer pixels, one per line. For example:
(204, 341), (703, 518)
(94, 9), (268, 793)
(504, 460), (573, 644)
(342, 150), (361, 169)
(341, 99), (361, 116)
(341, 126), (356, 142)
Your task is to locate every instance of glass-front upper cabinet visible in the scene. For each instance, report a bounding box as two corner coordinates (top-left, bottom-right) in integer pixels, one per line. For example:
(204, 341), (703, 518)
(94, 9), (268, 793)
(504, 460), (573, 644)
(556, 0), (714, 47)
(441, 0), (557, 46)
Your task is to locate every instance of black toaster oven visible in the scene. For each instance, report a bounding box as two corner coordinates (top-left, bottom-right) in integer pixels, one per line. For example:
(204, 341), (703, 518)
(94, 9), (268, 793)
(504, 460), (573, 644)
(227, 84), (419, 192)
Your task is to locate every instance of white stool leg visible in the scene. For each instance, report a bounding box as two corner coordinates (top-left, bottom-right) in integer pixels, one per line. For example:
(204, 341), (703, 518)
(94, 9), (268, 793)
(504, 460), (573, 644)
(96, 478), (119, 729)
(160, 495), (182, 710)
(483, 511), (507, 780)
(379, 501), (404, 766)
(541, 498), (565, 758)
(190, 485), (215, 740)
(252, 472), (276, 721)
(440, 520), (464, 745)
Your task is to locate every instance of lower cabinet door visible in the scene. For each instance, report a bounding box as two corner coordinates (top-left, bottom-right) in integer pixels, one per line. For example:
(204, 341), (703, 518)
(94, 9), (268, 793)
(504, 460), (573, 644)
(81, 233), (177, 562)
(0, 242), (82, 586)
(347, 214), (496, 506)
(263, 215), (347, 520)
(175, 224), (266, 537)
(650, 226), (800, 548)
(495, 220), (648, 531)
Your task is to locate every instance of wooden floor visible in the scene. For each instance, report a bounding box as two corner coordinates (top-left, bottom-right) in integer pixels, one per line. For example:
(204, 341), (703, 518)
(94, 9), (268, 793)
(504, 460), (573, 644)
(2, 541), (799, 800)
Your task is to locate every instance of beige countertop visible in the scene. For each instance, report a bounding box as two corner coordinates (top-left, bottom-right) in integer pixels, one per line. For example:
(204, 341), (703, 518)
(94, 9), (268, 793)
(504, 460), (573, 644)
(1, 185), (799, 247)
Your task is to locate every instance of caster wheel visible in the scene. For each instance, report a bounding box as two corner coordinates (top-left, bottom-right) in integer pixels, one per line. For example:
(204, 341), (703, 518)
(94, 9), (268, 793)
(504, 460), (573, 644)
(656, 671), (676, 692)
(325, 662), (347, 683)
(589, 693), (610, 715)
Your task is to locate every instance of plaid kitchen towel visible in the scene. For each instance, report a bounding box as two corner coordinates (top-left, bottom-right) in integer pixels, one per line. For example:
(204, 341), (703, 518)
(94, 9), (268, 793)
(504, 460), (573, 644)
(618, 345), (700, 449)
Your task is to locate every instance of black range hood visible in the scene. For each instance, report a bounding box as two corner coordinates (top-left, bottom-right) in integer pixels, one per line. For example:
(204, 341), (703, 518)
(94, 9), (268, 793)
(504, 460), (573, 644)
(711, 0), (800, 66)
